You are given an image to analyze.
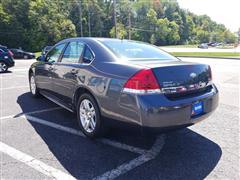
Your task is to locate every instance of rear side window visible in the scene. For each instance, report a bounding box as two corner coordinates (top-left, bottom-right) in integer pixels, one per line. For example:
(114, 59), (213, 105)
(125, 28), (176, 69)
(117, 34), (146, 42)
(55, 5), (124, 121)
(61, 41), (84, 63)
(83, 46), (94, 64)
(46, 43), (66, 63)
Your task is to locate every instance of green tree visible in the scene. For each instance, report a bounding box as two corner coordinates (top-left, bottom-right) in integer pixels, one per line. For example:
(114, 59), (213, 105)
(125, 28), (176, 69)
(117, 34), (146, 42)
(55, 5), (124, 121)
(238, 28), (240, 43)
(28, 0), (76, 51)
(0, 0), (237, 50)
(110, 23), (127, 39)
(196, 28), (210, 43)
(223, 30), (237, 43)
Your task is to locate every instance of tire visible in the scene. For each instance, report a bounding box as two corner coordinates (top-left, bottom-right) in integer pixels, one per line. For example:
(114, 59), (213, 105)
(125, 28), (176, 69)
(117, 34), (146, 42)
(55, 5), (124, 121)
(0, 62), (8, 73)
(24, 55), (28, 59)
(77, 93), (104, 138)
(29, 73), (40, 97)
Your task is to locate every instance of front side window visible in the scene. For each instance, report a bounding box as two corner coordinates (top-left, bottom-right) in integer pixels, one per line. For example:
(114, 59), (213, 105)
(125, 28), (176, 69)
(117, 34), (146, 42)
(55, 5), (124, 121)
(61, 41), (84, 63)
(46, 43), (66, 63)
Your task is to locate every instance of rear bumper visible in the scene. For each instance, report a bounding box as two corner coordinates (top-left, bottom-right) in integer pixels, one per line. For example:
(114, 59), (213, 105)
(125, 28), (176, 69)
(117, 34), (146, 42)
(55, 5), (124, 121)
(104, 84), (219, 133)
(138, 84), (219, 129)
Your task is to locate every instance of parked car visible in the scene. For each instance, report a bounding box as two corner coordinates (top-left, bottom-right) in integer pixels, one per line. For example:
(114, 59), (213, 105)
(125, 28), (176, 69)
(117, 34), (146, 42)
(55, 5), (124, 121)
(41, 46), (52, 55)
(10, 48), (35, 59)
(0, 46), (15, 72)
(207, 42), (217, 47)
(29, 38), (219, 138)
(198, 43), (208, 49)
(215, 42), (223, 47)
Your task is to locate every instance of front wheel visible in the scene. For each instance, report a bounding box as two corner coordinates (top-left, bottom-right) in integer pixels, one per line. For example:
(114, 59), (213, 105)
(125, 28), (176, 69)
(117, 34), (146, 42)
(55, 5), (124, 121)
(0, 62), (8, 73)
(29, 73), (40, 97)
(77, 93), (104, 138)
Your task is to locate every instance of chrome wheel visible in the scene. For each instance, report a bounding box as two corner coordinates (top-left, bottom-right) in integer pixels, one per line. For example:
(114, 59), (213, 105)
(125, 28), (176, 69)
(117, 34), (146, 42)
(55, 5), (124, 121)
(0, 62), (7, 72)
(24, 55), (28, 59)
(30, 75), (36, 95)
(79, 99), (96, 133)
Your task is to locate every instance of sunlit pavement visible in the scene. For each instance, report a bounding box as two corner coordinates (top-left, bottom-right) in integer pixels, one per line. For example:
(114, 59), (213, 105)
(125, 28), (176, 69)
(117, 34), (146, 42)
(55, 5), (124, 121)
(0, 58), (239, 179)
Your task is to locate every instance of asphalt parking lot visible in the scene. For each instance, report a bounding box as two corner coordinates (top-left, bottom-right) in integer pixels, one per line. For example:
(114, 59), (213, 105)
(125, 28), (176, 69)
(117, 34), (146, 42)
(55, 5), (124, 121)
(0, 58), (239, 179)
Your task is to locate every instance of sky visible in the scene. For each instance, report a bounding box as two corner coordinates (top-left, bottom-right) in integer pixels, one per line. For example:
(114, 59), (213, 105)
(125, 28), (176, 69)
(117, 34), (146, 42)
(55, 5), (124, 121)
(177, 0), (240, 32)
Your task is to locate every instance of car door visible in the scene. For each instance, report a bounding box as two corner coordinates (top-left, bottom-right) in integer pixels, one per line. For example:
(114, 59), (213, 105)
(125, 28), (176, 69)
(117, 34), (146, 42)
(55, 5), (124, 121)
(52, 41), (85, 106)
(35, 43), (66, 94)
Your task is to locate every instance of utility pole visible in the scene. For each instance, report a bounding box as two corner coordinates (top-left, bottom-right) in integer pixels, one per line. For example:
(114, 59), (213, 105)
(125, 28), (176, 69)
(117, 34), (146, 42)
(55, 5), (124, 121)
(77, 0), (83, 37)
(128, 11), (131, 40)
(113, 0), (117, 38)
(88, 4), (91, 37)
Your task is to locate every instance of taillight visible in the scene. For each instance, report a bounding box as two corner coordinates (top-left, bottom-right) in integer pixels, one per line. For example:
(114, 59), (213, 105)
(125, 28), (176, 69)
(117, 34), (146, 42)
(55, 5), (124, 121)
(123, 69), (161, 94)
(8, 50), (13, 57)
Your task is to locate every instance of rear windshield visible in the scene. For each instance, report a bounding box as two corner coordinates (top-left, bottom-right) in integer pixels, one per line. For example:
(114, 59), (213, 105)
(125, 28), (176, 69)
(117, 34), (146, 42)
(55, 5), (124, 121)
(100, 40), (178, 61)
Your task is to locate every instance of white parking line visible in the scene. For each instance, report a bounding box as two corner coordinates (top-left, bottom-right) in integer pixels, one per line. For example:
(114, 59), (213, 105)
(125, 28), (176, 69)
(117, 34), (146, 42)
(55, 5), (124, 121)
(2, 110), (165, 179)
(0, 142), (75, 180)
(0, 107), (61, 120)
(0, 86), (29, 90)
(22, 115), (147, 155)
(12, 68), (29, 72)
(100, 139), (147, 155)
(94, 135), (166, 180)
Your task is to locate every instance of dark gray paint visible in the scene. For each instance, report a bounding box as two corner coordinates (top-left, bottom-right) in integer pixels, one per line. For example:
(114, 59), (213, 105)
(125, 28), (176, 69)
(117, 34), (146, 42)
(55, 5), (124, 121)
(29, 37), (219, 130)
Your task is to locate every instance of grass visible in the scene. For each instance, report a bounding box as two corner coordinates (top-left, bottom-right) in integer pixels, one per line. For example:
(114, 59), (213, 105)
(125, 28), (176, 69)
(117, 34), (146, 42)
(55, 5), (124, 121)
(215, 45), (235, 49)
(160, 44), (198, 48)
(170, 52), (240, 58)
(160, 44), (236, 49)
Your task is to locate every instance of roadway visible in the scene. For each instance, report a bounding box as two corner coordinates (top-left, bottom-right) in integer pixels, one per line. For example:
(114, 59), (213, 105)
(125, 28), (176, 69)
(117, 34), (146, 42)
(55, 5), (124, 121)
(0, 57), (239, 179)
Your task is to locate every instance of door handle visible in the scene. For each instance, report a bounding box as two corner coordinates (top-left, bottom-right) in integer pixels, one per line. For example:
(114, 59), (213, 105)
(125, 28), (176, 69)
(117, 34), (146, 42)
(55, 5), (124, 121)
(71, 69), (78, 74)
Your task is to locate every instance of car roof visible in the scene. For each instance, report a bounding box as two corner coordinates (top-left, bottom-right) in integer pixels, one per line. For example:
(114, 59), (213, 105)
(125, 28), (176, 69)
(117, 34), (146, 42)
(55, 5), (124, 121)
(58, 37), (137, 44)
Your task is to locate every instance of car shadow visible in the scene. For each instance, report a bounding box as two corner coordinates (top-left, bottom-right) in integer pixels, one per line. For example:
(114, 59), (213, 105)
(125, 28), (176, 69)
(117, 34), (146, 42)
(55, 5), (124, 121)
(17, 92), (222, 179)
(135, 128), (223, 180)
(0, 70), (12, 74)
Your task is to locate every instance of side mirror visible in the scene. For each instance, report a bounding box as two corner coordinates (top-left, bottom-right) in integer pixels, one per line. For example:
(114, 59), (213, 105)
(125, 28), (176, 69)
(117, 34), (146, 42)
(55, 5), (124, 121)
(36, 55), (45, 62)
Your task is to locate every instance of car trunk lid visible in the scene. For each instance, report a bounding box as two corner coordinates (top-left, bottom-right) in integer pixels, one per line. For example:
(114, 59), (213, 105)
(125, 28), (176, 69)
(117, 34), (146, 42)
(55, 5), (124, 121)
(127, 60), (212, 95)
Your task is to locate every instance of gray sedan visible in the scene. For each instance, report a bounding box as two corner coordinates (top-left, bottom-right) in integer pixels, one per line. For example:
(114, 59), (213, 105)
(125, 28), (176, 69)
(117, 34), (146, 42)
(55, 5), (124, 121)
(29, 38), (219, 138)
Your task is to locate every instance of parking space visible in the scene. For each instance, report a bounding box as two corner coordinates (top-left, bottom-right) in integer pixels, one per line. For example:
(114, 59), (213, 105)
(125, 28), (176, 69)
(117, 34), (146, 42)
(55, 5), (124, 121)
(0, 58), (239, 179)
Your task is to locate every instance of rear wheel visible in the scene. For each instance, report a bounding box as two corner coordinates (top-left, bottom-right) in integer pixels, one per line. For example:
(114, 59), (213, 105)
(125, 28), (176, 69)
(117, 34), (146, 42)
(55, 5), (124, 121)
(24, 55), (28, 59)
(29, 73), (40, 97)
(77, 93), (104, 138)
(0, 62), (8, 73)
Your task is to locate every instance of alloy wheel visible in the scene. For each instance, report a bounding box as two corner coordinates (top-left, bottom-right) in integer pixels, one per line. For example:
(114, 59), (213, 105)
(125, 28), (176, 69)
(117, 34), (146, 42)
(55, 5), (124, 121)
(0, 62), (7, 72)
(79, 99), (96, 133)
(30, 75), (36, 95)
